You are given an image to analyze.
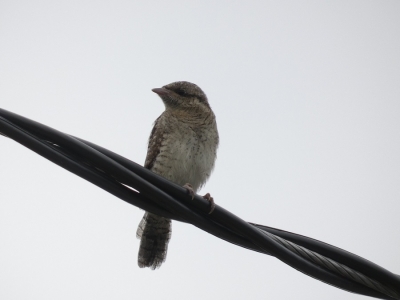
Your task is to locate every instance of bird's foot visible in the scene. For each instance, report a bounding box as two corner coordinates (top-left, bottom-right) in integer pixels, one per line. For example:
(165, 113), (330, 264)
(183, 184), (215, 214)
(183, 183), (195, 200)
(203, 193), (215, 214)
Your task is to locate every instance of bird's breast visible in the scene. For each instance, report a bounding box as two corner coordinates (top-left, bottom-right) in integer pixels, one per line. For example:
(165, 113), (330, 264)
(151, 118), (218, 192)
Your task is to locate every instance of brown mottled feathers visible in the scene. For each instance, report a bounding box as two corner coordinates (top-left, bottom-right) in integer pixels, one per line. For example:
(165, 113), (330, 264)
(137, 117), (171, 269)
(136, 81), (218, 269)
(144, 116), (162, 170)
(136, 212), (171, 269)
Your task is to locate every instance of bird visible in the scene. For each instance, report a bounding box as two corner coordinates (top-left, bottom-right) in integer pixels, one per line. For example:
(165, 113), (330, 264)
(136, 81), (219, 270)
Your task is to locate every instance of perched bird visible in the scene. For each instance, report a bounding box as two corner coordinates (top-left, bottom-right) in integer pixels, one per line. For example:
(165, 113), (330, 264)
(136, 81), (219, 270)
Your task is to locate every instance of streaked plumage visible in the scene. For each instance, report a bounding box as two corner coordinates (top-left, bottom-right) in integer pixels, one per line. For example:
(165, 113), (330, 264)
(136, 81), (219, 269)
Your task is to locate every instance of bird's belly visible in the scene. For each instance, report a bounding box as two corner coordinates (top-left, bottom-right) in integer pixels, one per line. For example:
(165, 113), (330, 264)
(153, 135), (215, 192)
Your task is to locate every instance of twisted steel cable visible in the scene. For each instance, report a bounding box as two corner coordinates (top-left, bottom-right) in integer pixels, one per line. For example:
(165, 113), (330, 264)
(259, 229), (399, 299)
(0, 108), (399, 300)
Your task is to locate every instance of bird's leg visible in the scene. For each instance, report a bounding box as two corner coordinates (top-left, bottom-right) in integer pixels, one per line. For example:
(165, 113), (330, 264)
(203, 193), (215, 214)
(183, 183), (195, 200)
(183, 183), (215, 214)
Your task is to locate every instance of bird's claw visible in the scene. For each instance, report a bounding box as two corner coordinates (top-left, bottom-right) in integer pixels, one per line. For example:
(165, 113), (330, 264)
(203, 193), (215, 214)
(183, 183), (195, 200)
(183, 184), (215, 214)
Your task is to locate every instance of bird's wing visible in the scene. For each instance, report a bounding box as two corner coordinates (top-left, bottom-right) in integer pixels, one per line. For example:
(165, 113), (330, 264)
(144, 116), (163, 170)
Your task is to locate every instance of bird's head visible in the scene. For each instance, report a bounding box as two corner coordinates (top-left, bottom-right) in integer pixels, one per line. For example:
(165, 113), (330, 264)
(152, 81), (210, 111)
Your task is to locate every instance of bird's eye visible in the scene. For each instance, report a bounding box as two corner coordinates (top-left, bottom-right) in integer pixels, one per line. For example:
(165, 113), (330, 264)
(174, 89), (187, 96)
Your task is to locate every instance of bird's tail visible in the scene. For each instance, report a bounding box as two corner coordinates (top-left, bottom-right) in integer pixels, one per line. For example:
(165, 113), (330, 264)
(136, 212), (171, 269)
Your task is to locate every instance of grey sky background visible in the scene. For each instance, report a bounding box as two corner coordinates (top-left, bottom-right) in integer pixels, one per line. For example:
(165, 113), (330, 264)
(1, 1), (399, 299)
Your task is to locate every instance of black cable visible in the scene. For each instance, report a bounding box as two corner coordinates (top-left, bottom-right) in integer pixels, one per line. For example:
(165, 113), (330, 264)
(70, 134), (400, 292)
(0, 108), (399, 299)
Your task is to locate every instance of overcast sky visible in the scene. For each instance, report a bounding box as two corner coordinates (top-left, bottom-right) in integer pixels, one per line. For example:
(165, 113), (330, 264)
(1, 1), (399, 300)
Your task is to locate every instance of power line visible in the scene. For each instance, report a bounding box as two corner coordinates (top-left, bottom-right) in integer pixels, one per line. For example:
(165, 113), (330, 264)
(0, 108), (399, 299)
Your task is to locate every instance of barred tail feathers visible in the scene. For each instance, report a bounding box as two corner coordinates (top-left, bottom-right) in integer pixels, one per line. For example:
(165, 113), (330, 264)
(136, 212), (171, 270)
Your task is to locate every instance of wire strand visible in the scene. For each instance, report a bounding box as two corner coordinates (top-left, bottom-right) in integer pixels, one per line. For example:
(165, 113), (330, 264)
(0, 108), (399, 300)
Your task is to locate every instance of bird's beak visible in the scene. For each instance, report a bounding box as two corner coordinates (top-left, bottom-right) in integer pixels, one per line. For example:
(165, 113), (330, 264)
(152, 88), (170, 96)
